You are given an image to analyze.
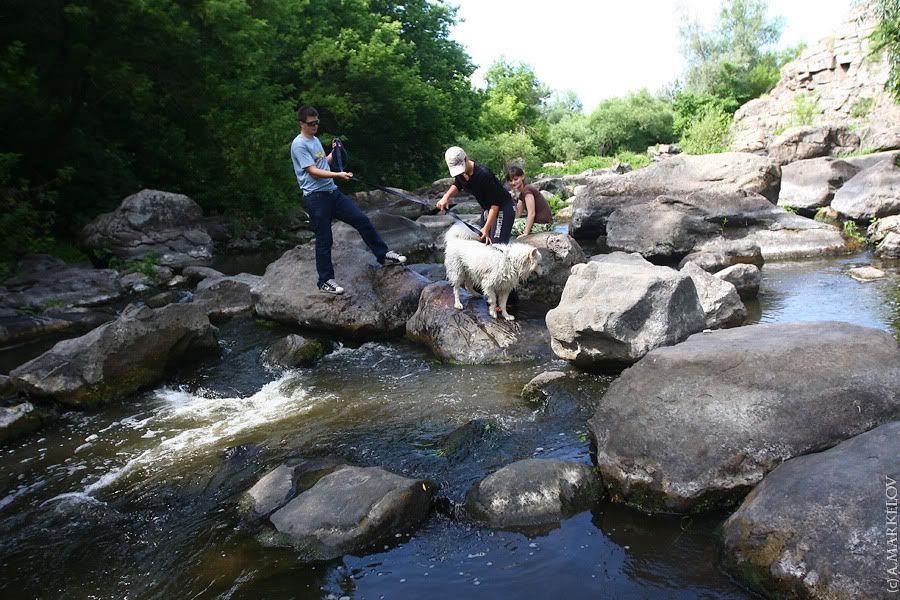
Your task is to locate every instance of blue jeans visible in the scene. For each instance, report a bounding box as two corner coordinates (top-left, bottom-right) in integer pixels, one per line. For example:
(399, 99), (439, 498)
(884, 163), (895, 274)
(302, 189), (389, 286)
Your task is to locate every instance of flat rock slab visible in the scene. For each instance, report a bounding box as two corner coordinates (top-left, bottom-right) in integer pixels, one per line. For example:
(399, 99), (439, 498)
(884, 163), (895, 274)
(241, 458), (347, 518)
(269, 466), (434, 560)
(193, 273), (261, 319)
(589, 321), (900, 513)
(722, 422), (900, 599)
(0, 255), (123, 311)
(9, 303), (218, 407)
(253, 245), (429, 339)
(464, 459), (600, 529)
(406, 282), (552, 364)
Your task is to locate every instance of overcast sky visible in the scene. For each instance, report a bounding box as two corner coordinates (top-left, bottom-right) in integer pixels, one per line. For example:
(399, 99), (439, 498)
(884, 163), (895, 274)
(448, 0), (857, 111)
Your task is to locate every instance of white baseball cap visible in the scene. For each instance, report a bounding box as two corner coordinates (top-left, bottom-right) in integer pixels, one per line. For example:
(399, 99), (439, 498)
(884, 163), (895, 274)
(445, 146), (467, 177)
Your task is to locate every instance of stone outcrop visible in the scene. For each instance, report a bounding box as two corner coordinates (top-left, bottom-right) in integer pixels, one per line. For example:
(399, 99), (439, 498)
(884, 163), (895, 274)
(715, 263), (761, 300)
(252, 245), (429, 339)
(241, 457), (347, 518)
(868, 214), (900, 258)
(588, 321), (900, 513)
(80, 189), (214, 268)
(193, 273), (261, 319)
(766, 125), (859, 165)
(464, 459), (599, 529)
(569, 153), (781, 240)
(268, 465), (434, 560)
(731, 7), (900, 155)
(831, 157), (900, 220)
(778, 156), (860, 211)
(406, 282), (552, 364)
(721, 422), (900, 599)
(545, 253), (706, 367)
(9, 303), (218, 407)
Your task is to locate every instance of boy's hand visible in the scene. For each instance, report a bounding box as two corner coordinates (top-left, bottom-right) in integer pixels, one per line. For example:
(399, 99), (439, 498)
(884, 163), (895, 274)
(335, 171), (353, 180)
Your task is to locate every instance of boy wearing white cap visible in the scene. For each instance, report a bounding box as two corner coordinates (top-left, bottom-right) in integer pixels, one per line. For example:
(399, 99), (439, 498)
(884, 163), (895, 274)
(436, 147), (515, 245)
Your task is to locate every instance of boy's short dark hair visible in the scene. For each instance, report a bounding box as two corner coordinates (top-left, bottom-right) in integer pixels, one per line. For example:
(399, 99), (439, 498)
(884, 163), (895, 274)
(298, 105), (319, 123)
(505, 165), (525, 181)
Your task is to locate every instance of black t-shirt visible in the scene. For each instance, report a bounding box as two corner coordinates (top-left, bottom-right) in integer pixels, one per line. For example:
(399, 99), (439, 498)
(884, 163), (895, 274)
(454, 162), (512, 212)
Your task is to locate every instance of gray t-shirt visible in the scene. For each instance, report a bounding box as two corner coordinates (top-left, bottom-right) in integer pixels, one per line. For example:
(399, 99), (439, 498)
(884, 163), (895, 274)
(290, 134), (337, 194)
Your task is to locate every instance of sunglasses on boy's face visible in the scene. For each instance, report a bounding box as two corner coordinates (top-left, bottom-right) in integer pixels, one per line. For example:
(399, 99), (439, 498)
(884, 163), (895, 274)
(304, 120), (320, 126)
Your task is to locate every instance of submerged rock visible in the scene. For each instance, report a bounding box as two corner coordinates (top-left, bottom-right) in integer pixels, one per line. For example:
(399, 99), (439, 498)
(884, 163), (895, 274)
(268, 466), (434, 560)
(261, 334), (325, 368)
(464, 459), (599, 529)
(9, 303), (218, 407)
(545, 253), (705, 367)
(721, 422), (900, 600)
(589, 321), (900, 513)
(406, 282), (552, 364)
(241, 457), (347, 518)
(0, 402), (43, 443)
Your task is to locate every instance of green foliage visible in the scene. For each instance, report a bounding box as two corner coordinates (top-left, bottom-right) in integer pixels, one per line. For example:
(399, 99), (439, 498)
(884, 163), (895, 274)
(547, 112), (597, 161)
(543, 193), (565, 215)
(680, 105), (734, 154)
(842, 219), (865, 242)
(1, 0), (478, 264)
(479, 59), (550, 135)
(673, 92), (735, 137)
(459, 131), (542, 176)
(782, 204), (797, 214)
(869, 0), (900, 102)
(588, 90), (676, 154)
(539, 153), (651, 176)
(850, 96), (875, 118)
(788, 92), (821, 127)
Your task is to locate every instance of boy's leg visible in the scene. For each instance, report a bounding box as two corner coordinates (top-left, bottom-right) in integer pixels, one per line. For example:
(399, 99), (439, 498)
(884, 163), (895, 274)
(490, 202), (516, 244)
(331, 190), (389, 260)
(302, 191), (336, 286)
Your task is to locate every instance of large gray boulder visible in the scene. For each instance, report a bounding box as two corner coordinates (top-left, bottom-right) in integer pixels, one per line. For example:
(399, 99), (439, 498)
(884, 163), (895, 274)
(9, 303), (218, 407)
(545, 253), (706, 367)
(464, 459), (599, 529)
(831, 158), (900, 220)
(0, 255), (123, 311)
(0, 402), (43, 443)
(721, 422), (900, 600)
(767, 125), (860, 166)
(737, 211), (849, 260)
(352, 188), (434, 220)
(261, 334), (325, 368)
(589, 321), (900, 513)
(252, 245), (429, 339)
(405, 282), (552, 364)
(679, 262), (746, 329)
(569, 153), (781, 240)
(80, 189), (214, 268)
(678, 239), (764, 273)
(515, 232), (585, 306)
(268, 466), (434, 560)
(778, 157), (860, 211)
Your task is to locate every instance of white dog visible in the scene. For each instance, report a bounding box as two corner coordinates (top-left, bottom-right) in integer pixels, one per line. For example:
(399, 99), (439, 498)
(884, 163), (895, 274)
(443, 225), (542, 320)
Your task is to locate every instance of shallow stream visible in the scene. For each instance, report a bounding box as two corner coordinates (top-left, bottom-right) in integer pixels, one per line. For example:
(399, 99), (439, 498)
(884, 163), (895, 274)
(0, 252), (897, 599)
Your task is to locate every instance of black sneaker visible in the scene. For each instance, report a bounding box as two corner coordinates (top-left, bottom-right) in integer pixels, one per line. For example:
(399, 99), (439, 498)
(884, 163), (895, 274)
(379, 250), (407, 265)
(318, 279), (345, 295)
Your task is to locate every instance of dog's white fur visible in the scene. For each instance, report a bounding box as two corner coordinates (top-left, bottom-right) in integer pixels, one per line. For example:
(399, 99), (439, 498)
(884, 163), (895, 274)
(443, 224), (542, 320)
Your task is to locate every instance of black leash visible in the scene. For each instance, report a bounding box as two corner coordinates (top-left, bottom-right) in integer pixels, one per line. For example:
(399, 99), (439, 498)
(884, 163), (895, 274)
(331, 138), (483, 236)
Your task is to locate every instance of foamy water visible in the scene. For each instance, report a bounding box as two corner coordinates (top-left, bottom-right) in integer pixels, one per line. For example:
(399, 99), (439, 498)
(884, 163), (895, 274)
(82, 371), (324, 495)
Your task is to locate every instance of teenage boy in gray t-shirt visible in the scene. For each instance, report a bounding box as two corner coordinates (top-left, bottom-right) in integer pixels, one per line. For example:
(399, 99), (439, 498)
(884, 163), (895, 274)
(290, 106), (406, 295)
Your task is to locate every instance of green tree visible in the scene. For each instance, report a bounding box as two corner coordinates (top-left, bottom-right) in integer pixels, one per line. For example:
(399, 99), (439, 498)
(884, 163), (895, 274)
(869, 0), (900, 101)
(679, 0), (789, 103)
(547, 112), (597, 161)
(588, 89), (676, 154)
(478, 59), (550, 134)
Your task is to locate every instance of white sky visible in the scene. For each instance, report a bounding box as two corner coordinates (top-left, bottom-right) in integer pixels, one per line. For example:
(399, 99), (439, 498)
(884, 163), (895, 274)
(448, 0), (856, 111)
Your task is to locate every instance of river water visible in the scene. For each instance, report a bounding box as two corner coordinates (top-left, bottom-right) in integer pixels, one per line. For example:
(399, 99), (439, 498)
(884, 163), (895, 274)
(1, 252), (897, 600)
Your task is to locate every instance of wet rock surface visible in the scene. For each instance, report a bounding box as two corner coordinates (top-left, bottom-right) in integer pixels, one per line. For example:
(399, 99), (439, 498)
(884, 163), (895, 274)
(9, 303), (218, 407)
(268, 465), (434, 560)
(464, 459), (599, 529)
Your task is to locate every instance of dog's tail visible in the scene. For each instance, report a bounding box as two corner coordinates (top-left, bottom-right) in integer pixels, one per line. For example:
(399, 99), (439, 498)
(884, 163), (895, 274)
(444, 222), (480, 243)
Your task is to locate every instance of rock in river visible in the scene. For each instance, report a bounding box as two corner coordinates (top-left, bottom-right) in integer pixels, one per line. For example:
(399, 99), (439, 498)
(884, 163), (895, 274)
(588, 321), (900, 513)
(721, 422), (900, 599)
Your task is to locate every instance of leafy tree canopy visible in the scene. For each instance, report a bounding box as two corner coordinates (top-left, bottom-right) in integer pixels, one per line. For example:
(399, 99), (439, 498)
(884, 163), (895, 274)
(870, 0), (900, 101)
